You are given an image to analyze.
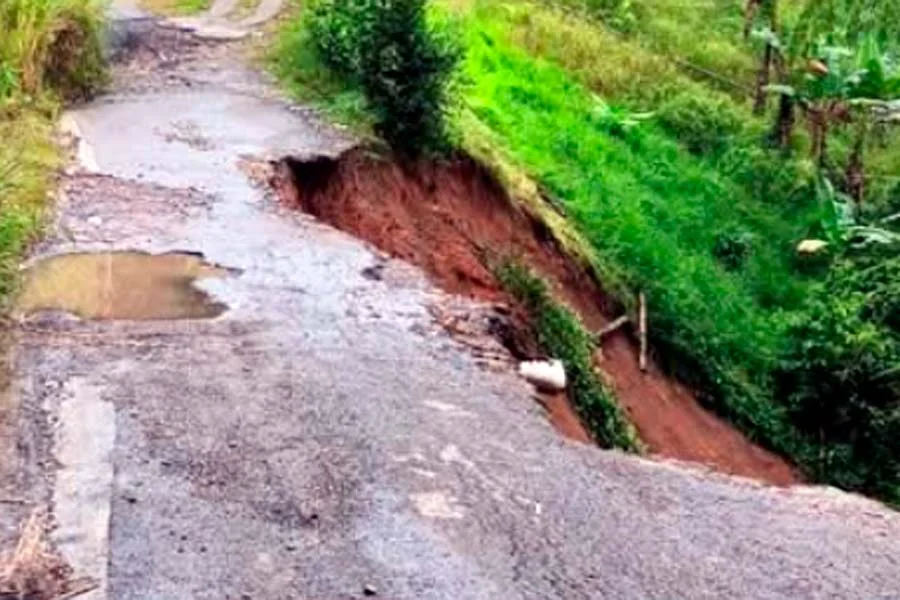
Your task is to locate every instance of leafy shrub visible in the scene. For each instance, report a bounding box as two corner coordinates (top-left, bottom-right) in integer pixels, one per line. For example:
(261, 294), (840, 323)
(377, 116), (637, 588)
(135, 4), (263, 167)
(497, 263), (640, 451)
(717, 142), (814, 206)
(713, 229), (753, 270)
(655, 91), (745, 155)
(0, 65), (19, 100)
(42, 8), (106, 101)
(271, 16), (373, 130)
(306, 0), (461, 155)
(778, 251), (900, 499)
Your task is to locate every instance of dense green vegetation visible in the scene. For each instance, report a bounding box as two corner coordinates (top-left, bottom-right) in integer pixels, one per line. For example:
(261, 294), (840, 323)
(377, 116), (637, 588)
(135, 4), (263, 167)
(303, 0), (460, 154)
(778, 250), (900, 498)
(273, 0), (900, 500)
(0, 0), (106, 299)
(460, 7), (812, 457)
(498, 263), (640, 451)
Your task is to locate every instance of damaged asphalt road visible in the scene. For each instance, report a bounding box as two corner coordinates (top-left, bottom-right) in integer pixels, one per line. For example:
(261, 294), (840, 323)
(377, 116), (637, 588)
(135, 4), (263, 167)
(3, 11), (900, 600)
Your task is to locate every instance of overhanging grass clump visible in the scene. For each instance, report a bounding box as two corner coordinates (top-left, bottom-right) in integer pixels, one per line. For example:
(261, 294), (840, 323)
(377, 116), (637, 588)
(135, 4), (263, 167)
(0, 0), (106, 102)
(498, 263), (640, 452)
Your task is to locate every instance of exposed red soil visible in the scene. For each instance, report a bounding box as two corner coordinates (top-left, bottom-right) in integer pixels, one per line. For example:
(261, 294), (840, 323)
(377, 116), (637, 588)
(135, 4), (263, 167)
(276, 148), (799, 486)
(536, 392), (593, 444)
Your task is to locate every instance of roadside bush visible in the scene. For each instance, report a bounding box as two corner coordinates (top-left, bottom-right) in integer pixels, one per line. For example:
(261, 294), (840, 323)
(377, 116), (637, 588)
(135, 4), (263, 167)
(306, 0), (461, 155)
(778, 251), (900, 499)
(655, 91), (744, 155)
(42, 8), (106, 101)
(713, 229), (753, 270)
(0, 0), (105, 102)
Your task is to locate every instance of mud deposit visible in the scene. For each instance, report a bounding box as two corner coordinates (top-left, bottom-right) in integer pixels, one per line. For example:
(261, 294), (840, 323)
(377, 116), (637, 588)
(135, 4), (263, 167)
(278, 148), (799, 486)
(17, 251), (229, 321)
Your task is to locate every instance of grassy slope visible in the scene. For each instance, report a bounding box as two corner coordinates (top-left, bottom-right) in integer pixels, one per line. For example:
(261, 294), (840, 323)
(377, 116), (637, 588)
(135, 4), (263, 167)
(271, 15), (375, 134)
(459, 6), (813, 454)
(565, 0), (756, 90)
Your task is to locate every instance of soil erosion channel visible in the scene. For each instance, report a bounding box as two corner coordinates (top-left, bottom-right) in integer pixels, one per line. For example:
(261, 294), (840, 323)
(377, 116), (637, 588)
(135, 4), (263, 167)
(2, 8), (899, 600)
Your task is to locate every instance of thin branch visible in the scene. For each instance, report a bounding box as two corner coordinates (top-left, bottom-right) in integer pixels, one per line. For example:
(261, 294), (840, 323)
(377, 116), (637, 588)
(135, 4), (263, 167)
(593, 315), (629, 342)
(638, 292), (648, 372)
(671, 58), (754, 93)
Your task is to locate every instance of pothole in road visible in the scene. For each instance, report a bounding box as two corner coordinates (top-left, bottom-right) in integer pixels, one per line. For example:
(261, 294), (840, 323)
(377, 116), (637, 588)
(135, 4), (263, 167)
(17, 251), (231, 321)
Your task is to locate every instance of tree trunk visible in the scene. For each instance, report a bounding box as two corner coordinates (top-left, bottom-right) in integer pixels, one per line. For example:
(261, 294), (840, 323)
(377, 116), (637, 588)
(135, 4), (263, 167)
(753, 43), (772, 115)
(808, 108), (827, 164)
(743, 0), (761, 38)
(846, 124), (866, 207)
(772, 93), (795, 148)
(819, 120), (829, 167)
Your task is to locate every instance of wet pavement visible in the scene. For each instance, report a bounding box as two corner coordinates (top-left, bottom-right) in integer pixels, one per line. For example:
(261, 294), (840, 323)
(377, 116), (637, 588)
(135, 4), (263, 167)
(4, 7), (900, 600)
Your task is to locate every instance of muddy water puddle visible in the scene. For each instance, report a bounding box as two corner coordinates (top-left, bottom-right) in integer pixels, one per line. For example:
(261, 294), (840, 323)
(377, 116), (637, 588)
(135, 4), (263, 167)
(17, 251), (230, 320)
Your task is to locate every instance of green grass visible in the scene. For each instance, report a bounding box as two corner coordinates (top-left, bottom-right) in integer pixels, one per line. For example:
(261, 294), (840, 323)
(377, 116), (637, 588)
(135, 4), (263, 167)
(528, 0), (758, 97)
(498, 263), (640, 451)
(624, 0), (756, 90)
(0, 113), (57, 303)
(0, 0), (105, 301)
(270, 15), (376, 136)
(139, 0), (210, 15)
(459, 13), (816, 456)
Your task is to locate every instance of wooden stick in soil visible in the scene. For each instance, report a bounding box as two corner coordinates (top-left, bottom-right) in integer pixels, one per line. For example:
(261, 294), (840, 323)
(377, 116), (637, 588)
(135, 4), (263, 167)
(593, 315), (629, 341)
(639, 292), (647, 372)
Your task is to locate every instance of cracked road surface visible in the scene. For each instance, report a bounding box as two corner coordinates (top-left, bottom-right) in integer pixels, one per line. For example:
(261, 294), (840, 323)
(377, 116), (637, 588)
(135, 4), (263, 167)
(4, 11), (900, 600)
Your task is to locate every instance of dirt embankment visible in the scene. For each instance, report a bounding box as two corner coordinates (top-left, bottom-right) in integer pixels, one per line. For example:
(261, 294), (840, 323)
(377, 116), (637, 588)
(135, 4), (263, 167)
(275, 148), (798, 486)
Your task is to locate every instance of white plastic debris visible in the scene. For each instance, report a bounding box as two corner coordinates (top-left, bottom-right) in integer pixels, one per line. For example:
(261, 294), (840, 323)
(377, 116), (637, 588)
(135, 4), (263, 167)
(797, 239), (828, 254)
(519, 359), (567, 392)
